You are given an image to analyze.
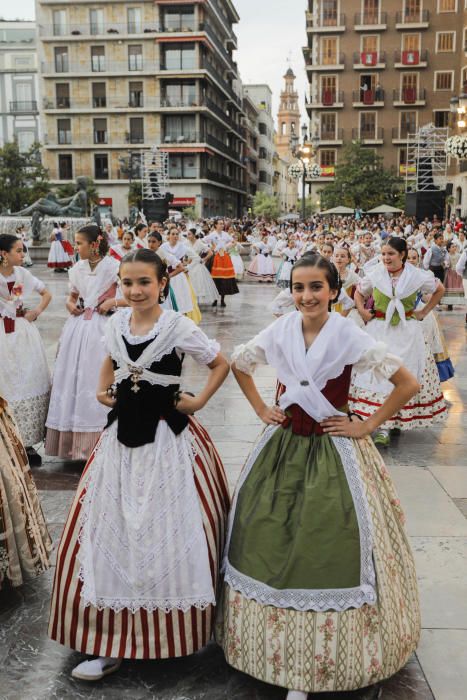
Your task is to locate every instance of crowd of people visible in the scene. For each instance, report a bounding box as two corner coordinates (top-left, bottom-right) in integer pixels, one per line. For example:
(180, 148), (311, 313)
(0, 208), (465, 698)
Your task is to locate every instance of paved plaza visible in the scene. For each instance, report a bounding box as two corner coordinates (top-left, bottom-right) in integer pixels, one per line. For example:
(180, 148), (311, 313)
(0, 266), (466, 700)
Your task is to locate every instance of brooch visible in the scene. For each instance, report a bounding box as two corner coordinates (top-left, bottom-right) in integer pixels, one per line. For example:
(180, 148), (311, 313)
(128, 365), (143, 393)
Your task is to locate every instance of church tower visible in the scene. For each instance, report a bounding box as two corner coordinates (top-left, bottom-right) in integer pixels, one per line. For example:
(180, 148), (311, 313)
(276, 67), (301, 162)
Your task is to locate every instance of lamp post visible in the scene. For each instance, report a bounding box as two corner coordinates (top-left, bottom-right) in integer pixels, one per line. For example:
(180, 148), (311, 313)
(290, 124), (318, 221)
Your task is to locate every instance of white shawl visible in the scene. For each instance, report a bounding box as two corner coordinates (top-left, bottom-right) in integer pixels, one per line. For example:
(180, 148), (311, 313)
(0, 266), (40, 320)
(255, 311), (377, 422)
(68, 256), (119, 311)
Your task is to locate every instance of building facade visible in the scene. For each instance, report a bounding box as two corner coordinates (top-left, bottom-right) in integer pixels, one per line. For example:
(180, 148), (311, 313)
(36, 0), (247, 217)
(276, 67), (301, 161)
(243, 84), (275, 196)
(242, 91), (259, 209)
(0, 21), (40, 150)
(303, 0), (462, 196)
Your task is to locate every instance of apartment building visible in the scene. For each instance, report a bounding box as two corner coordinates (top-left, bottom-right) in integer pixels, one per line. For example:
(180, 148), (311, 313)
(303, 0), (462, 196)
(242, 91), (259, 206)
(243, 84), (275, 196)
(0, 21), (40, 150)
(36, 0), (247, 217)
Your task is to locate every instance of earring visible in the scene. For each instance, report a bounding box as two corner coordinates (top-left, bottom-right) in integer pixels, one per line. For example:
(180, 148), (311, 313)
(1, 256), (8, 267)
(159, 292), (165, 303)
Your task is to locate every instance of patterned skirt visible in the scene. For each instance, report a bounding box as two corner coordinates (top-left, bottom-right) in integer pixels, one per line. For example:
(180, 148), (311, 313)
(217, 432), (420, 694)
(48, 418), (230, 659)
(0, 397), (52, 590)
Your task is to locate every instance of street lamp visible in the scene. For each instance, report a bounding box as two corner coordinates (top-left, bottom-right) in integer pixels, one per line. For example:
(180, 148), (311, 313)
(290, 124), (318, 220)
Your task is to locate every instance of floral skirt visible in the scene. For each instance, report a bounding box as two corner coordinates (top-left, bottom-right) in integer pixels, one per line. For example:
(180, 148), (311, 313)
(217, 428), (420, 693)
(0, 398), (51, 590)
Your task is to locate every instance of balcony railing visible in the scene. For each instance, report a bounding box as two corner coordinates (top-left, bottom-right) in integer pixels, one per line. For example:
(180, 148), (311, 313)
(353, 51), (386, 67)
(42, 60), (157, 74)
(315, 52), (345, 67)
(312, 89), (344, 105)
(394, 49), (428, 65)
(163, 132), (199, 144)
(395, 10), (430, 25)
(392, 127), (417, 140)
(9, 100), (38, 113)
(307, 13), (346, 29)
(352, 127), (384, 142)
(393, 88), (426, 104)
(352, 89), (385, 104)
(39, 22), (160, 36)
(318, 128), (344, 141)
(354, 11), (388, 26)
(205, 133), (241, 160)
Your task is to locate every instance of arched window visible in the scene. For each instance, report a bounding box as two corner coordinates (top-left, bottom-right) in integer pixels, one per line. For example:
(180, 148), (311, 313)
(291, 122), (296, 134)
(281, 122), (287, 135)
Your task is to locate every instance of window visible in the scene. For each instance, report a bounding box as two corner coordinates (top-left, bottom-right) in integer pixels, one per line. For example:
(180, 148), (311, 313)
(129, 117), (144, 143)
(57, 118), (71, 144)
(91, 46), (105, 72)
(400, 111), (417, 137)
(55, 83), (70, 108)
(321, 112), (336, 138)
(258, 122), (267, 135)
(92, 82), (106, 108)
(322, 0), (338, 25)
(128, 45), (142, 71)
(434, 110), (450, 127)
(94, 153), (109, 179)
(363, 0), (380, 22)
(362, 35), (378, 53)
(164, 82), (196, 106)
(163, 43), (195, 70)
(259, 147), (268, 159)
(360, 111), (376, 137)
(54, 47), (69, 73)
(438, 0), (456, 11)
(320, 149), (336, 171)
(58, 154), (73, 180)
(127, 7), (142, 33)
(15, 82), (32, 103)
(435, 71), (454, 90)
(93, 118), (107, 143)
(53, 9), (67, 36)
(17, 131), (35, 152)
(164, 115), (196, 141)
(402, 34), (420, 51)
(163, 8), (195, 31)
(405, 0), (421, 19)
(169, 154), (197, 178)
(320, 37), (338, 64)
(436, 32), (455, 51)
(129, 81), (143, 107)
(89, 9), (104, 35)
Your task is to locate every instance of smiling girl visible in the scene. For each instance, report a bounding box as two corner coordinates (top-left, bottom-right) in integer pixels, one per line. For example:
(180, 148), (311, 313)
(49, 248), (230, 681)
(0, 234), (51, 464)
(219, 253), (421, 698)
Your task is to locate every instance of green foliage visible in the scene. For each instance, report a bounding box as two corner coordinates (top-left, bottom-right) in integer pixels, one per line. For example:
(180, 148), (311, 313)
(304, 196), (318, 217)
(128, 180), (142, 208)
(318, 141), (405, 212)
(252, 191), (280, 219)
(0, 141), (50, 212)
(182, 205), (199, 219)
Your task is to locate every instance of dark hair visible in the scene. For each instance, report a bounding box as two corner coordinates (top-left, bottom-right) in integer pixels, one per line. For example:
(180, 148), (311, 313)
(135, 223), (147, 235)
(77, 223), (109, 256)
(122, 230), (135, 240)
(446, 239), (456, 252)
(0, 234), (21, 253)
(148, 231), (162, 243)
(290, 253), (342, 310)
(334, 245), (351, 261)
(433, 231), (444, 242)
(120, 249), (169, 300)
(384, 236), (408, 262)
(408, 247), (420, 261)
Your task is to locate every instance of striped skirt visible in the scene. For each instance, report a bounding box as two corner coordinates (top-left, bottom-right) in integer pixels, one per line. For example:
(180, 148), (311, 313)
(48, 417), (230, 659)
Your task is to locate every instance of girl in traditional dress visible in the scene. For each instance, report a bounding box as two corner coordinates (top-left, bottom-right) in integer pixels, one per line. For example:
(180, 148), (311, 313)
(0, 393), (52, 590)
(45, 225), (124, 461)
(333, 246), (363, 324)
(247, 236), (276, 283)
(159, 227), (201, 323)
(276, 239), (300, 289)
(185, 230), (220, 306)
(109, 230), (135, 262)
(442, 239), (466, 309)
(47, 222), (73, 272)
(218, 254), (421, 699)
(350, 237), (447, 447)
(204, 220), (239, 308)
(229, 233), (245, 281)
(49, 249), (230, 681)
(134, 223), (149, 249)
(0, 234), (51, 466)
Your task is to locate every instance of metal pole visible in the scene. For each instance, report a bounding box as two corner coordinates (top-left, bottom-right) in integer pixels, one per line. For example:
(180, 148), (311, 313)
(301, 160), (306, 220)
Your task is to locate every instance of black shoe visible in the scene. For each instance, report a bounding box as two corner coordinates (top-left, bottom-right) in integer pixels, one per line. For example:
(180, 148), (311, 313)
(220, 300), (226, 308)
(26, 447), (42, 467)
(212, 300), (217, 307)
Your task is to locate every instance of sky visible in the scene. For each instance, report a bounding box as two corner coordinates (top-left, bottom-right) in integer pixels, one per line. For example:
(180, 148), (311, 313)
(4, 0), (309, 127)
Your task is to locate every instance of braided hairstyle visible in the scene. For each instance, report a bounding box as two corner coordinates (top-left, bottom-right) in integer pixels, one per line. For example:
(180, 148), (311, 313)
(290, 252), (342, 311)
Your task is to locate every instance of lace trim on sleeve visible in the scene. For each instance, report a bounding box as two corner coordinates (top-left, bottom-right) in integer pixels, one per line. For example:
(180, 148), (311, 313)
(177, 326), (220, 365)
(353, 342), (402, 382)
(357, 276), (373, 297)
(231, 338), (268, 375)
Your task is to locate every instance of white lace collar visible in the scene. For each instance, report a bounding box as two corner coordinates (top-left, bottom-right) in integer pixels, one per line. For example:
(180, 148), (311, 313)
(119, 307), (167, 345)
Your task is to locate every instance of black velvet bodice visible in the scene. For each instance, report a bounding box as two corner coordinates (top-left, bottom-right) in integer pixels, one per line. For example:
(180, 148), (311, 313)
(106, 336), (188, 448)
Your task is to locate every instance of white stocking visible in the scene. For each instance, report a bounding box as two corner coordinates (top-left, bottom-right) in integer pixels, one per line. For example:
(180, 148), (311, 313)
(286, 691), (308, 700)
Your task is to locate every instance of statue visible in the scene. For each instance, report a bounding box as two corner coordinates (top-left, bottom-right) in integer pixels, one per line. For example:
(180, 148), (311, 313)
(12, 176), (88, 219)
(91, 205), (102, 229)
(31, 211), (45, 242)
(129, 206), (139, 227)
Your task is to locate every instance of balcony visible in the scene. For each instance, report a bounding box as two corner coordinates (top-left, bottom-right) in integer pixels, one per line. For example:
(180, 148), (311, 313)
(93, 131), (108, 144)
(317, 128), (344, 145)
(206, 133), (241, 160)
(394, 49), (428, 68)
(353, 51), (386, 69)
(354, 12), (388, 30)
(306, 12), (346, 32)
(352, 127), (384, 144)
(352, 89), (385, 107)
(393, 88), (426, 106)
(41, 60), (158, 76)
(395, 10), (430, 29)
(39, 22), (160, 38)
(9, 100), (38, 113)
(307, 90), (344, 109)
(305, 51), (345, 71)
(392, 127), (417, 144)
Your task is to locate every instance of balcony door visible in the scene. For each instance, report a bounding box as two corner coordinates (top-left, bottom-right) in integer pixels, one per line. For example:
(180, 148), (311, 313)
(320, 37), (338, 65)
(360, 111), (376, 138)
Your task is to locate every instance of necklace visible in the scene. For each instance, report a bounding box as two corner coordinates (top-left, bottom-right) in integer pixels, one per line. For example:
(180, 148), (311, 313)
(389, 265), (404, 276)
(88, 257), (102, 271)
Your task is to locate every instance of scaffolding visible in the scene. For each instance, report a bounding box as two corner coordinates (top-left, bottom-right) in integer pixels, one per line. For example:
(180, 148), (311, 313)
(141, 148), (169, 201)
(405, 123), (448, 193)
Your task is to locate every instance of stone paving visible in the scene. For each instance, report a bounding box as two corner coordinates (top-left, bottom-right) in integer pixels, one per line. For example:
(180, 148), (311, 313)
(0, 266), (466, 699)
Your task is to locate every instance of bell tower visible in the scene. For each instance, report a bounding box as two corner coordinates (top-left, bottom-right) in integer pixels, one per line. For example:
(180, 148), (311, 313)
(276, 67), (301, 162)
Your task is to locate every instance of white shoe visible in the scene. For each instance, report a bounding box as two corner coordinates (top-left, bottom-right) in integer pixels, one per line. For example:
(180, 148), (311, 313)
(286, 692), (308, 700)
(71, 657), (122, 681)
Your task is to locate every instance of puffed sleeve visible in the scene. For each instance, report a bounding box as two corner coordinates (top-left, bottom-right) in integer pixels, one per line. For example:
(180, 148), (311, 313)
(22, 269), (45, 294)
(176, 325), (220, 365)
(419, 269), (438, 296)
(231, 337), (268, 375)
(353, 341), (403, 382)
(356, 275), (374, 297)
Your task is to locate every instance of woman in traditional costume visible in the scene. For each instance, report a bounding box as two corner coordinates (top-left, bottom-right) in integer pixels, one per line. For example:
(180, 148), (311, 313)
(228, 233), (245, 281)
(47, 222), (73, 272)
(45, 225), (124, 461)
(0, 393), (52, 590)
(0, 234), (51, 465)
(350, 237), (447, 446)
(442, 239), (465, 309)
(48, 249), (230, 681)
(247, 236), (276, 283)
(109, 230), (135, 262)
(159, 227), (201, 322)
(218, 253), (421, 698)
(204, 220), (239, 308)
(276, 239), (300, 289)
(185, 229), (220, 306)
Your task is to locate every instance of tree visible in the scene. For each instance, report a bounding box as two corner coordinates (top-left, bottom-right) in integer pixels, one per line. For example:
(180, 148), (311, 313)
(182, 205), (199, 220)
(0, 141), (50, 213)
(318, 141), (405, 212)
(128, 180), (142, 209)
(252, 191), (280, 219)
